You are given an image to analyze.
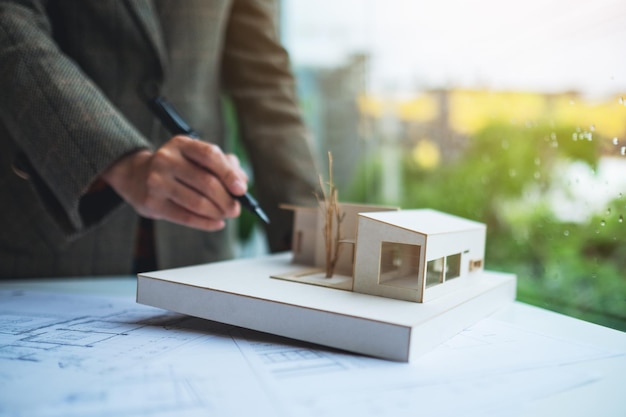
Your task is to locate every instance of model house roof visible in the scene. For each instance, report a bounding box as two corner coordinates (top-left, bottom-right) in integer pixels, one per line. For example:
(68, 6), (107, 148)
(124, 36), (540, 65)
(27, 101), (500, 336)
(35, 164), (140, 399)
(359, 209), (485, 235)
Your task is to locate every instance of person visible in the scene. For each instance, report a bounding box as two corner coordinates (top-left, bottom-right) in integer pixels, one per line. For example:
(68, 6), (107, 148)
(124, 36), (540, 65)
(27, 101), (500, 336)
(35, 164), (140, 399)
(0, 0), (320, 278)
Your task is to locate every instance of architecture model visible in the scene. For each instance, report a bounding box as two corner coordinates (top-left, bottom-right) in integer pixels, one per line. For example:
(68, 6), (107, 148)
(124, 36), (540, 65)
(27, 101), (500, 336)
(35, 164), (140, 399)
(136, 158), (516, 361)
(275, 204), (486, 304)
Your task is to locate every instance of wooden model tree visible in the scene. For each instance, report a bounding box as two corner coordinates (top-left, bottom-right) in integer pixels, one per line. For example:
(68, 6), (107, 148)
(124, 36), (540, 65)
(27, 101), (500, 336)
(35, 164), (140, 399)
(316, 152), (346, 278)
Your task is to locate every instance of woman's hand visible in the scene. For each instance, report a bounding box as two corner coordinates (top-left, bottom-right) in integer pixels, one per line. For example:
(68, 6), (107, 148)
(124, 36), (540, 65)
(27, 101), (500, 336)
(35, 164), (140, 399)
(102, 135), (249, 231)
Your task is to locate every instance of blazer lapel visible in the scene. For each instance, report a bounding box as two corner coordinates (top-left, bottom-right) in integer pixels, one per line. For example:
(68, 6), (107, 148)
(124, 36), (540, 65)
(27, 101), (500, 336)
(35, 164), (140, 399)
(124, 0), (168, 74)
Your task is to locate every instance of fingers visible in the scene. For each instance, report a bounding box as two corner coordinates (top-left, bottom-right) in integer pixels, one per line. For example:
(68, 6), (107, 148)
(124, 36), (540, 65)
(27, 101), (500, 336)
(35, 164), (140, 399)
(126, 160), (233, 231)
(149, 137), (243, 219)
(178, 137), (248, 196)
(225, 153), (249, 182)
(143, 197), (227, 231)
(102, 136), (249, 232)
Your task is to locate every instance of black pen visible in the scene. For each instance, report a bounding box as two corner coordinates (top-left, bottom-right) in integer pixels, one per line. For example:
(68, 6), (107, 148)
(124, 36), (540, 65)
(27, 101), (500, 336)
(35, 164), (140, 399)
(149, 96), (270, 224)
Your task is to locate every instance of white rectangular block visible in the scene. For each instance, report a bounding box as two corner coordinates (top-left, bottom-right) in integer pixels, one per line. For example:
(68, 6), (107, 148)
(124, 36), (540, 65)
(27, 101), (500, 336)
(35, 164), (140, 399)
(137, 253), (516, 362)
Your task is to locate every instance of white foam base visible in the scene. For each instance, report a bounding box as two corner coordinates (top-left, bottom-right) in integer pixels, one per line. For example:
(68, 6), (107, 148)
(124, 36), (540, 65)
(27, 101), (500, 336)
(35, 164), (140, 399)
(137, 253), (516, 361)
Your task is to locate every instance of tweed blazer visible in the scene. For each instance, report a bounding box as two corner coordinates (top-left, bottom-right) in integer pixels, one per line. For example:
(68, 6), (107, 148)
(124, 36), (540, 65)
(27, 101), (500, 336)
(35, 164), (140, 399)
(0, 0), (319, 278)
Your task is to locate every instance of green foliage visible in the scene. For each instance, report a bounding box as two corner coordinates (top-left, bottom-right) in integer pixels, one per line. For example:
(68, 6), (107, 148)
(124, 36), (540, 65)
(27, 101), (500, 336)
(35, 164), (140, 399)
(222, 96), (256, 242)
(347, 120), (625, 330)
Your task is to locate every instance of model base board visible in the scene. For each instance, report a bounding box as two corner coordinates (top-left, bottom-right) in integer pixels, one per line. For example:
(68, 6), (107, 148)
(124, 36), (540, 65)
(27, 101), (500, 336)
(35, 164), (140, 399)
(137, 253), (516, 362)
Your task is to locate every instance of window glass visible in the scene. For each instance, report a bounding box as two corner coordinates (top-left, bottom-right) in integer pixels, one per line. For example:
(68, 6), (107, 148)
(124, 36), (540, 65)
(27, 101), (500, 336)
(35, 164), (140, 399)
(445, 254), (462, 280)
(426, 258), (443, 288)
(282, 0), (626, 330)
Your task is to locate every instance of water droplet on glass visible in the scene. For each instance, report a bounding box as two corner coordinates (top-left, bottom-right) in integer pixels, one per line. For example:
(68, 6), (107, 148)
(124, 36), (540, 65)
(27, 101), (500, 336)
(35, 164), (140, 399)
(607, 208), (612, 215)
(563, 230), (570, 237)
(619, 215), (624, 223)
(620, 97), (624, 104)
(621, 146), (626, 156)
(572, 133), (578, 141)
(600, 220), (606, 227)
(551, 132), (557, 140)
(534, 171), (541, 180)
(613, 137), (619, 145)
(590, 124), (595, 132)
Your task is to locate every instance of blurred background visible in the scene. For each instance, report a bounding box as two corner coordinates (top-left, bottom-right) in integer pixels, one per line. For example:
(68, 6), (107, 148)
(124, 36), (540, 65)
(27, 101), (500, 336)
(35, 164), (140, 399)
(239, 0), (626, 330)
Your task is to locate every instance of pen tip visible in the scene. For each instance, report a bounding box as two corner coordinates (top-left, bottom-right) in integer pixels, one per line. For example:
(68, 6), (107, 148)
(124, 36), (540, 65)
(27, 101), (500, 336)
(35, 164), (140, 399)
(256, 208), (270, 224)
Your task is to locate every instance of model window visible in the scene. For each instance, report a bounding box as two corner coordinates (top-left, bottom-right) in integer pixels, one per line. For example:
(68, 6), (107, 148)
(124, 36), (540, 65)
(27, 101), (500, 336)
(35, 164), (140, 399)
(426, 258), (444, 288)
(379, 242), (421, 289)
(445, 253), (462, 280)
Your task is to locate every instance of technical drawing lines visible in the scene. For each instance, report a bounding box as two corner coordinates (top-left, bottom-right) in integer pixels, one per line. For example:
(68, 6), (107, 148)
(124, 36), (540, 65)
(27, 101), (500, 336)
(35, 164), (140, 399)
(233, 330), (352, 379)
(0, 312), (77, 336)
(0, 292), (235, 371)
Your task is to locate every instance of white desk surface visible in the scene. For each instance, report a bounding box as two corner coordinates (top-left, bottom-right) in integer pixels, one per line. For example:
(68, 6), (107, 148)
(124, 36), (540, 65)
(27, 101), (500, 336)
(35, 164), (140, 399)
(0, 275), (624, 417)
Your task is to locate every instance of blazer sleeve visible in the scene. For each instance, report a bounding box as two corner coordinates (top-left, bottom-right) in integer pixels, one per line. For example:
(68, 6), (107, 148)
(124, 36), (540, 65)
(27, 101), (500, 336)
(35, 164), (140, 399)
(0, 0), (151, 237)
(221, 0), (320, 252)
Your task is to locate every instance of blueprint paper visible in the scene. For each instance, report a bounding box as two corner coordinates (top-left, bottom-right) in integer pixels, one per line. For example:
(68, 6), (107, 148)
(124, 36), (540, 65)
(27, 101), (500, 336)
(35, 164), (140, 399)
(0, 289), (621, 417)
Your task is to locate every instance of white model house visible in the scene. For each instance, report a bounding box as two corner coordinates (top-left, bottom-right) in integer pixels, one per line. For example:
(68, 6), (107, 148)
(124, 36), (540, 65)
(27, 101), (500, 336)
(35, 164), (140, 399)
(352, 209), (486, 302)
(278, 205), (486, 303)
